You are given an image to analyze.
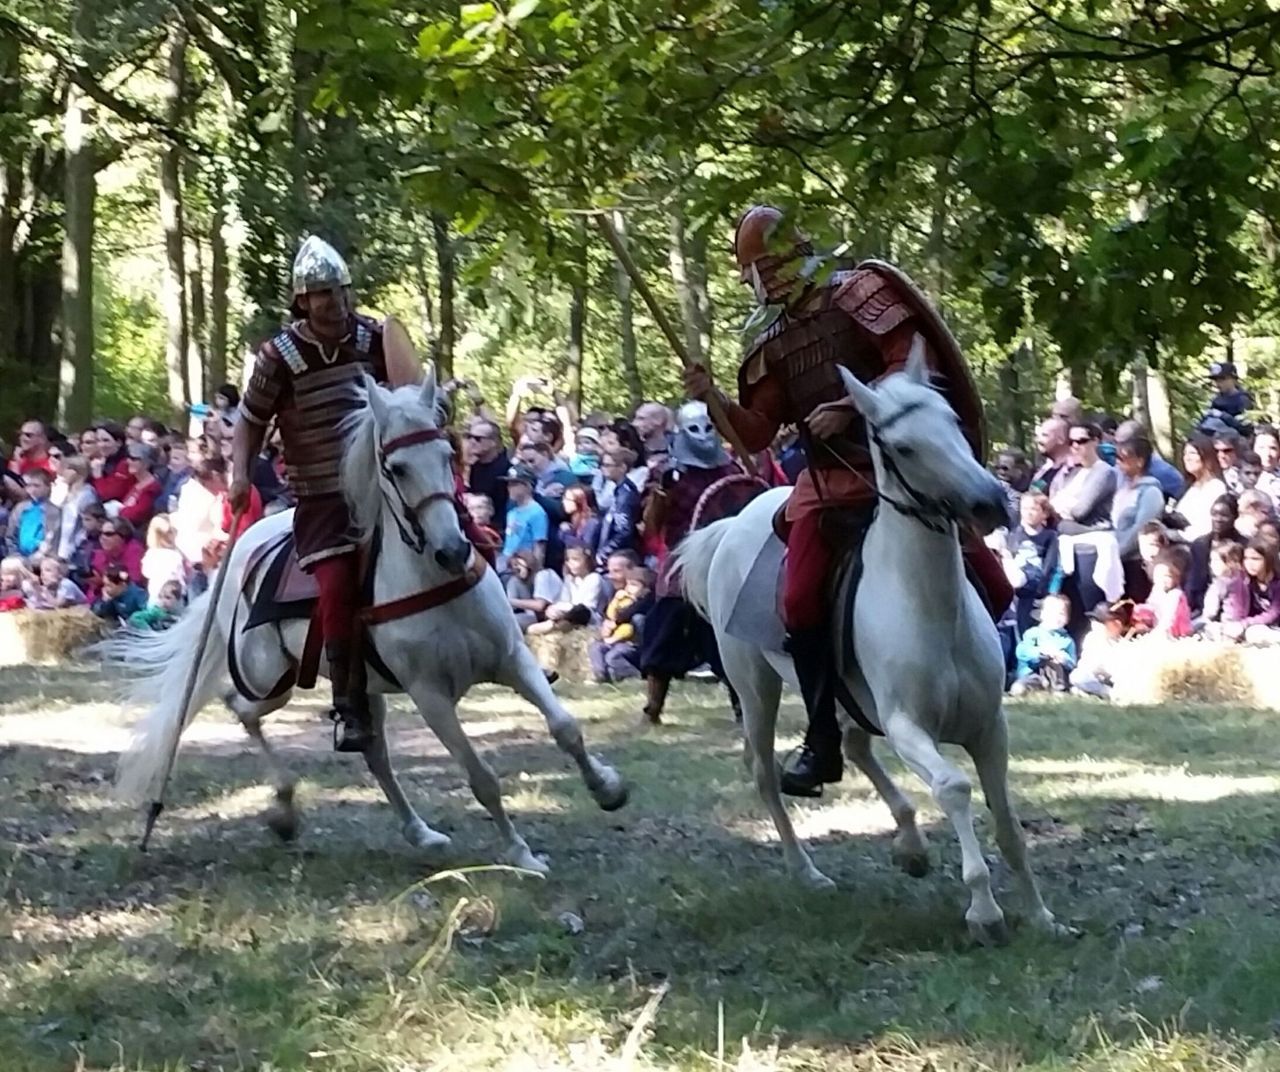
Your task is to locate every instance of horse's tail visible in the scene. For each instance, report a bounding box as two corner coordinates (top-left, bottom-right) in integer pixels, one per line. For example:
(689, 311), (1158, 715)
(671, 518), (734, 620)
(104, 586), (228, 805)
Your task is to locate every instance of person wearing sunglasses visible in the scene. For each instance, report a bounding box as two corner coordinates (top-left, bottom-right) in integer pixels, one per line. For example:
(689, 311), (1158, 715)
(88, 516), (144, 600)
(1050, 422), (1118, 536)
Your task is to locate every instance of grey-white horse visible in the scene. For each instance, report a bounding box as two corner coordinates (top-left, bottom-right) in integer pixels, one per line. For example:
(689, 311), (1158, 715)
(674, 340), (1061, 941)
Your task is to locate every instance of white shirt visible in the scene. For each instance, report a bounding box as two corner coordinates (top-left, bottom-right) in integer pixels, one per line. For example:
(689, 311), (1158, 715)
(560, 570), (609, 622)
(1176, 477), (1228, 540)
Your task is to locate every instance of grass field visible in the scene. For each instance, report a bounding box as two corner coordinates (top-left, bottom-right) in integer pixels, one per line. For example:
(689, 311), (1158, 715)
(3, 663), (1280, 1071)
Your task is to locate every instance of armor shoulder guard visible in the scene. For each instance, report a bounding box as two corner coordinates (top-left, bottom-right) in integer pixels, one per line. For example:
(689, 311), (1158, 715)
(831, 267), (915, 337)
(272, 329), (308, 375)
(353, 313), (383, 356)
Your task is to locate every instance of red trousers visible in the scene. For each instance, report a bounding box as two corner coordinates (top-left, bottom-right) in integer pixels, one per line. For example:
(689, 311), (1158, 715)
(313, 553), (359, 645)
(782, 510), (1014, 631)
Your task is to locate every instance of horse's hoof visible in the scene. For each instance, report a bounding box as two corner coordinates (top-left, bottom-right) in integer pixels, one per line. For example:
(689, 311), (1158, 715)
(802, 869), (836, 891)
(967, 914), (1010, 946)
(592, 773), (629, 812)
(1033, 912), (1079, 940)
(893, 848), (930, 879)
(502, 846), (550, 876)
(265, 804), (299, 842)
(403, 819), (451, 852)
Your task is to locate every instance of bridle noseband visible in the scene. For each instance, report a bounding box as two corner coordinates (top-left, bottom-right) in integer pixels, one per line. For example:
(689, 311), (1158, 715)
(379, 427), (456, 553)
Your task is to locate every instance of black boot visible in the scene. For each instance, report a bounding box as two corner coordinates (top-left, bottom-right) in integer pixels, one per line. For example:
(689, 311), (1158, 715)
(642, 675), (670, 725)
(781, 627), (843, 797)
(327, 642), (376, 753)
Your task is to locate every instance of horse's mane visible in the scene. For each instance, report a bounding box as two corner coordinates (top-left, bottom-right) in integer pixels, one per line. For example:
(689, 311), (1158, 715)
(339, 378), (441, 541)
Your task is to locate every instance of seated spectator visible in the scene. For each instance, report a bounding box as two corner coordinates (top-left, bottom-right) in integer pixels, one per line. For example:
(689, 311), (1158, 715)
(142, 514), (188, 603)
(117, 443), (164, 529)
(588, 566), (653, 684)
(68, 502), (106, 590)
(6, 468), (60, 563)
(172, 456), (219, 566)
(1256, 518), (1280, 552)
(128, 579), (184, 632)
(1004, 491), (1060, 636)
(1235, 539), (1280, 644)
(1010, 594), (1076, 695)
(89, 517), (145, 599)
(529, 546), (610, 635)
(54, 454), (99, 562)
(1236, 489), (1274, 539)
(0, 555), (31, 611)
(462, 416), (511, 528)
(1198, 541), (1249, 638)
(196, 456), (263, 546)
(1186, 496), (1245, 614)
(519, 440), (575, 497)
(1069, 601), (1129, 700)
(77, 428), (99, 461)
(1115, 420), (1185, 500)
(90, 421), (132, 505)
(213, 383), (240, 419)
(559, 485), (601, 557)
(464, 493), (502, 558)
(1112, 437), (1167, 595)
(993, 447), (1029, 522)
(596, 449), (642, 567)
(1252, 425), (1280, 500)
(1138, 553), (1192, 638)
(91, 565), (149, 624)
(161, 435), (195, 512)
(501, 465), (549, 567)
(1213, 431), (1244, 495)
(24, 557), (85, 610)
(505, 549), (562, 632)
(1170, 435), (1228, 539)
(1238, 449), (1265, 494)
(569, 426), (603, 481)
(12, 419), (56, 476)
(1051, 422), (1116, 533)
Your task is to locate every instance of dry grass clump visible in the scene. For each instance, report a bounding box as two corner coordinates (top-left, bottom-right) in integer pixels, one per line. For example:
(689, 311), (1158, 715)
(526, 628), (595, 682)
(1110, 639), (1280, 709)
(0, 607), (111, 667)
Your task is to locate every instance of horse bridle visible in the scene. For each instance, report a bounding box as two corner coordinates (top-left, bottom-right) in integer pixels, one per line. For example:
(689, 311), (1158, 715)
(820, 400), (960, 535)
(378, 427), (456, 553)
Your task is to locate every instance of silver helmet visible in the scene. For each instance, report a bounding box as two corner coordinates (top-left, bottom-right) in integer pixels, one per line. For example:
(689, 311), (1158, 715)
(291, 236), (351, 296)
(672, 400), (728, 470)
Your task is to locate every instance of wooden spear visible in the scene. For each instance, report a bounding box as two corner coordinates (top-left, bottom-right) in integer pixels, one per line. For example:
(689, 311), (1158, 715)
(592, 212), (757, 476)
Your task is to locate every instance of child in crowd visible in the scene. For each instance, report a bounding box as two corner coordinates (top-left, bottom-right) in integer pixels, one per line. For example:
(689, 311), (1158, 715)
(1235, 539), (1280, 644)
(1010, 593), (1076, 695)
(1139, 552), (1192, 639)
(1237, 490), (1275, 539)
(24, 557), (86, 610)
(588, 566), (653, 684)
(505, 549), (563, 632)
(1069, 601), (1129, 700)
(0, 555), (31, 611)
(1004, 490), (1061, 637)
(1199, 541), (1249, 637)
(569, 426), (603, 479)
(69, 502), (106, 589)
(128, 579), (184, 631)
(91, 565), (148, 624)
(529, 545), (609, 635)
(464, 493), (502, 558)
(6, 468), (60, 563)
(141, 514), (187, 603)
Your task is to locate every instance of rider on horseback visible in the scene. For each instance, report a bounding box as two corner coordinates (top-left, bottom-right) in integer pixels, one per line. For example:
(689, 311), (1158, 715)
(684, 206), (1011, 797)
(230, 237), (490, 754)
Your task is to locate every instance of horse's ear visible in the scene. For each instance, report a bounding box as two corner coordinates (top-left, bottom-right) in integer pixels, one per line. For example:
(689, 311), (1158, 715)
(364, 374), (389, 427)
(419, 360), (437, 413)
(838, 367), (881, 422)
(904, 332), (929, 385)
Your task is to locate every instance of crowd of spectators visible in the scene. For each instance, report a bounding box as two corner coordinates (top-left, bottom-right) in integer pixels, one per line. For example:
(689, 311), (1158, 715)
(993, 361), (1280, 701)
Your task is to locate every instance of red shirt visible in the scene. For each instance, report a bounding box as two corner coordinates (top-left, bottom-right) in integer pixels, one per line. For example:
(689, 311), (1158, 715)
(92, 455), (133, 502)
(220, 486), (263, 538)
(15, 451), (56, 477)
(119, 476), (162, 528)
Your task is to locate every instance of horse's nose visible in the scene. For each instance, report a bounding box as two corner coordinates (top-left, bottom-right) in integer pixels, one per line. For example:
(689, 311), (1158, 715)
(972, 483), (1011, 534)
(434, 538), (472, 575)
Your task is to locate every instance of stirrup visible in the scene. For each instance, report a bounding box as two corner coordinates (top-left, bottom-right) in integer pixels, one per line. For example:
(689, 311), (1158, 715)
(329, 705), (375, 753)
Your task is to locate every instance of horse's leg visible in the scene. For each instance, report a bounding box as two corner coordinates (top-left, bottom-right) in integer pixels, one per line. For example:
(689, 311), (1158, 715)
(842, 725), (929, 878)
(500, 648), (628, 811)
(416, 693), (547, 875)
(361, 695), (451, 852)
(226, 689), (301, 842)
(969, 713), (1061, 934)
(730, 640), (832, 889)
(884, 712), (1006, 943)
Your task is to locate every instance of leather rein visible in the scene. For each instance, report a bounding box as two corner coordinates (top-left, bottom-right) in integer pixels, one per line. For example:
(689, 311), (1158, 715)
(367, 426), (486, 624)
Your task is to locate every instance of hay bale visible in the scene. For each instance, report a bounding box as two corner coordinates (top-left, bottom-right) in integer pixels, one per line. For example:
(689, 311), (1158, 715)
(525, 628), (595, 683)
(1110, 638), (1280, 709)
(0, 608), (112, 667)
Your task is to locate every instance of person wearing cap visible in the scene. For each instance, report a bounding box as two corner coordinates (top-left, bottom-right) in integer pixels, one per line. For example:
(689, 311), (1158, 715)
(501, 464), (549, 566)
(1201, 361), (1253, 438)
(230, 236), (426, 753)
(683, 204), (1009, 796)
(91, 564), (149, 623)
(117, 442), (164, 529)
(569, 425), (603, 479)
(1069, 602), (1129, 700)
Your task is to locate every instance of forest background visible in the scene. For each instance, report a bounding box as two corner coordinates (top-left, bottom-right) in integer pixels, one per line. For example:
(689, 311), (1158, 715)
(1, 0), (1279, 454)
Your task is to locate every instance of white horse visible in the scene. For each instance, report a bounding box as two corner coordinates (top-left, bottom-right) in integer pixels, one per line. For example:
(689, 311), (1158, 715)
(112, 367), (627, 872)
(674, 342), (1060, 942)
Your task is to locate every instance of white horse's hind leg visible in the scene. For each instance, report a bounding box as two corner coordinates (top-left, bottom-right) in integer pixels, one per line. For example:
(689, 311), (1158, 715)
(501, 650), (627, 811)
(726, 639), (833, 890)
(227, 690), (301, 842)
(417, 694), (547, 875)
(884, 712), (1006, 943)
(970, 714), (1061, 934)
(361, 696), (451, 852)
(842, 725), (929, 878)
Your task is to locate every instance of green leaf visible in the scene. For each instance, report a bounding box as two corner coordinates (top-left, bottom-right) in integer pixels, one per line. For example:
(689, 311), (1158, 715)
(507, 0), (541, 25)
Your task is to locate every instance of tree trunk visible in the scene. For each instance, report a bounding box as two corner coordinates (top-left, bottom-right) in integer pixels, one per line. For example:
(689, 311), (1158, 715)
(0, 34), (20, 373)
(188, 234), (207, 401)
(159, 20), (189, 424)
(998, 343), (1029, 453)
(688, 226), (713, 355)
(567, 270), (586, 413)
(667, 207), (704, 367)
(414, 231), (436, 351)
(58, 81), (95, 428)
(431, 212), (455, 380)
(1130, 352), (1152, 435)
(612, 210), (642, 407)
(208, 199), (229, 390)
